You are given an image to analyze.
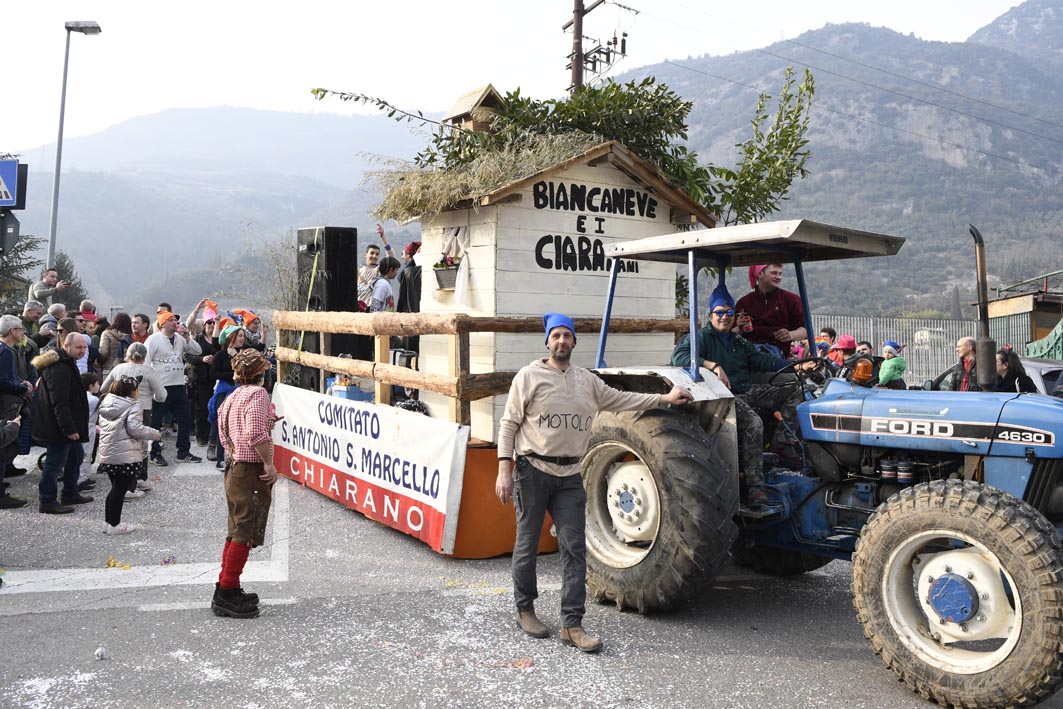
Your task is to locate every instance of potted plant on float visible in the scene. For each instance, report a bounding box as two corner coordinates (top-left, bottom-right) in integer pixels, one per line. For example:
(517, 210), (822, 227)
(432, 254), (461, 290)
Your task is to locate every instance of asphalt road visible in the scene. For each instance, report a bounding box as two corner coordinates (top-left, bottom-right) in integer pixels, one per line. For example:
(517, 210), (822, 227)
(2, 441), (1061, 709)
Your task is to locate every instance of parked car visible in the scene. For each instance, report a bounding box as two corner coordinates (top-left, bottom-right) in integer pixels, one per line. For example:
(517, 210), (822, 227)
(925, 356), (1063, 394)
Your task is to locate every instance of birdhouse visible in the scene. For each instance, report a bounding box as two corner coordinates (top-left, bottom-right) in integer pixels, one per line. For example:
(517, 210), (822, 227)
(443, 84), (504, 134)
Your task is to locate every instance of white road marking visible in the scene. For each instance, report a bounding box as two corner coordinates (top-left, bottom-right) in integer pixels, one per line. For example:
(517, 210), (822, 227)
(0, 479), (291, 596)
(137, 597), (298, 612)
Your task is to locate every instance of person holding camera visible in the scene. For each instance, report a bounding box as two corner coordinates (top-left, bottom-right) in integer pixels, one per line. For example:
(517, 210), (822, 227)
(28, 267), (72, 307)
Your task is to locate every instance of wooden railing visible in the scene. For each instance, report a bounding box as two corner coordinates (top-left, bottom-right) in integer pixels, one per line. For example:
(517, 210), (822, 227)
(271, 311), (687, 425)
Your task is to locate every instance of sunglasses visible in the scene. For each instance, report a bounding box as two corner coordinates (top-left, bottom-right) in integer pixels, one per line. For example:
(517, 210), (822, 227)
(119, 375), (143, 386)
(711, 309), (736, 317)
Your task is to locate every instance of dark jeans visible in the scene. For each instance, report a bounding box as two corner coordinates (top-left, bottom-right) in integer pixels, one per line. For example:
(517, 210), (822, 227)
(18, 402), (33, 454)
(151, 384), (192, 457)
(105, 471), (137, 526)
(193, 381), (213, 443)
(209, 388), (234, 465)
(39, 440), (85, 504)
(511, 457), (588, 628)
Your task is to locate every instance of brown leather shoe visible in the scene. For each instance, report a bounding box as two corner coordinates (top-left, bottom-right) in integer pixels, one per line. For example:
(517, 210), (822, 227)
(560, 625), (603, 653)
(515, 606), (549, 638)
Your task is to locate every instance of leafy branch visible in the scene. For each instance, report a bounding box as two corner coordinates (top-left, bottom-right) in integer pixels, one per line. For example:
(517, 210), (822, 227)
(313, 70), (814, 226)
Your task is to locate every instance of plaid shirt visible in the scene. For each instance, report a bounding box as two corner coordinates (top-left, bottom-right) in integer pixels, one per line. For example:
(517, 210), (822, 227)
(218, 385), (275, 463)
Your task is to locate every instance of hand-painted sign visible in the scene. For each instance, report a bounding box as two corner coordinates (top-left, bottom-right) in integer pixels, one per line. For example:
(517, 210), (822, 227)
(530, 179), (653, 273)
(271, 384), (470, 553)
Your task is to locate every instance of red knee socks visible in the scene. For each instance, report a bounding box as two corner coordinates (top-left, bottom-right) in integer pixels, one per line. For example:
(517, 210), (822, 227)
(218, 540), (251, 589)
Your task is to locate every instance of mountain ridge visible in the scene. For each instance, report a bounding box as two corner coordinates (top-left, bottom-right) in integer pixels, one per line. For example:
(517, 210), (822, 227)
(9, 2), (1063, 314)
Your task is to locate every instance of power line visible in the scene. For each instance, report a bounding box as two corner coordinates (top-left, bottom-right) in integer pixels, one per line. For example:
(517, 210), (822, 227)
(783, 37), (1063, 133)
(633, 3), (1063, 148)
(663, 60), (1060, 175)
(754, 45), (1063, 147)
(659, 0), (1063, 133)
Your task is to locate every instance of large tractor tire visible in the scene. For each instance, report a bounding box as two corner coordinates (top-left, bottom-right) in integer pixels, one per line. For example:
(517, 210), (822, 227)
(731, 544), (833, 576)
(852, 479), (1063, 708)
(582, 408), (738, 613)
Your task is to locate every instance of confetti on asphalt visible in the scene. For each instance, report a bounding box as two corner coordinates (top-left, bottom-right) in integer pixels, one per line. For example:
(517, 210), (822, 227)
(439, 576), (507, 595)
(487, 657), (534, 670)
(105, 555), (132, 570)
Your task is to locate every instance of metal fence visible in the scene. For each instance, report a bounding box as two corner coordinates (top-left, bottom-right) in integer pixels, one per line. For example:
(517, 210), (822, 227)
(814, 313), (1033, 386)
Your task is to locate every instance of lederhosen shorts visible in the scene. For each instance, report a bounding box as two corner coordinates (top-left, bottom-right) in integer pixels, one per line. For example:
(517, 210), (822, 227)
(224, 460), (273, 547)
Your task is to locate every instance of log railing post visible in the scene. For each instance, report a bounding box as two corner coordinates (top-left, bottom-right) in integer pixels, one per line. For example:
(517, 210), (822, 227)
(449, 332), (470, 426)
(320, 332), (332, 394)
(374, 335), (392, 406)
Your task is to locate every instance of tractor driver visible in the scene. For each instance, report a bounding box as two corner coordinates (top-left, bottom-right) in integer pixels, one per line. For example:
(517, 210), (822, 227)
(671, 284), (797, 507)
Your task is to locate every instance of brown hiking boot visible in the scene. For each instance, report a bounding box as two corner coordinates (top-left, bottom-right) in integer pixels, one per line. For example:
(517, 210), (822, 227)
(560, 625), (603, 653)
(515, 606), (549, 638)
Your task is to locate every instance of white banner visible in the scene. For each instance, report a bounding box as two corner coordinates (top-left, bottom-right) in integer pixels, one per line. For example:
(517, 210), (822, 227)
(271, 384), (470, 554)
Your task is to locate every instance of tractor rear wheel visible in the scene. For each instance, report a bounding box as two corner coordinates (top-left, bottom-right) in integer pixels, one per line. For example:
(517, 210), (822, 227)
(852, 479), (1063, 707)
(731, 544), (833, 576)
(582, 409), (738, 612)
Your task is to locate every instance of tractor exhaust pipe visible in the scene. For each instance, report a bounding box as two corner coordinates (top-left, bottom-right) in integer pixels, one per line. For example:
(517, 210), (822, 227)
(969, 225), (997, 390)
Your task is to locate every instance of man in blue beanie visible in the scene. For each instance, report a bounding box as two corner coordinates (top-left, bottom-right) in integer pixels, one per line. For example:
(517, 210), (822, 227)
(671, 284), (794, 506)
(497, 312), (692, 652)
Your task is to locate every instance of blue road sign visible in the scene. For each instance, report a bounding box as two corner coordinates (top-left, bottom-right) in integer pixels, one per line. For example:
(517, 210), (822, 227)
(0, 160), (17, 207)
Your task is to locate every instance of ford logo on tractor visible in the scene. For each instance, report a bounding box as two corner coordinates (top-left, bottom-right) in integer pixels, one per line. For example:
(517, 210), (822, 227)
(869, 418), (955, 437)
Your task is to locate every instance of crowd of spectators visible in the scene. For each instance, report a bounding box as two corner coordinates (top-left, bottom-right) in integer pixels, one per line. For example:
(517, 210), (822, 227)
(0, 267), (276, 534)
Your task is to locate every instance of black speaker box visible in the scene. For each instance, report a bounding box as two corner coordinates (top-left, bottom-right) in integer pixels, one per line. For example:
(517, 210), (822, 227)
(295, 226), (371, 389)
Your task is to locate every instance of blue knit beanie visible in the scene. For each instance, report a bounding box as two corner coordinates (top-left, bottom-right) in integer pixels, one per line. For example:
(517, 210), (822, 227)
(543, 312), (577, 345)
(708, 284), (735, 312)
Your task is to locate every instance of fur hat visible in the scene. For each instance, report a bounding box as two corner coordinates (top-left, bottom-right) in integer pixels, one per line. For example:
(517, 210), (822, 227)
(231, 349), (269, 383)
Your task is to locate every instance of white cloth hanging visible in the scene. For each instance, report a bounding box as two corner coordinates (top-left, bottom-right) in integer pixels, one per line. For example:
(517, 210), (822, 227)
(435, 226), (471, 307)
(452, 226), (471, 307)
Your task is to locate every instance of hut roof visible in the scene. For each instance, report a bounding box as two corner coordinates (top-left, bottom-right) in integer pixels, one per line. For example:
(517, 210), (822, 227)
(477, 141), (716, 227)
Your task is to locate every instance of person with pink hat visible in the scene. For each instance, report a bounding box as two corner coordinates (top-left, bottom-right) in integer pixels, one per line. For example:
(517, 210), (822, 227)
(828, 334), (857, 367)
(734, 264), (807, 358)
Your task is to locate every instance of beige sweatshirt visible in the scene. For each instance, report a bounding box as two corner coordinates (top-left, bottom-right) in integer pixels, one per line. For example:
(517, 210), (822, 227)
(498, 358), (663, 477)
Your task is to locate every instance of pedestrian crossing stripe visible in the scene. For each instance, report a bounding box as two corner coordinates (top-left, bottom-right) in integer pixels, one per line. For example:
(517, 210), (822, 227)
(0, 174), (10, 202)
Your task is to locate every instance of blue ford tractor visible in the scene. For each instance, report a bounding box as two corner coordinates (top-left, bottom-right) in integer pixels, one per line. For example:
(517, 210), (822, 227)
(583, 220), (1063, 708)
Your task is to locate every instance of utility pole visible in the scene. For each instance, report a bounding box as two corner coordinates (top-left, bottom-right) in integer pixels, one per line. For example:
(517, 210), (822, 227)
(570, 0), (585, 93)
(564, 0), (627, 95)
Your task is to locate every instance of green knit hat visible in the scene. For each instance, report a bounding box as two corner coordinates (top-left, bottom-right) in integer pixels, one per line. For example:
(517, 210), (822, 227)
(218, 324), (242, 346)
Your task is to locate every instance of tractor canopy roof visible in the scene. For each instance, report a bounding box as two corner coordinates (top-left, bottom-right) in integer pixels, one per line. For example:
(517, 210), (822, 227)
(606, 219), (905, 267)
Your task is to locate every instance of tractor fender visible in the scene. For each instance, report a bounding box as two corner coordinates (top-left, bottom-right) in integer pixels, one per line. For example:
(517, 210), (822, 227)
(593, 365), (738, 477)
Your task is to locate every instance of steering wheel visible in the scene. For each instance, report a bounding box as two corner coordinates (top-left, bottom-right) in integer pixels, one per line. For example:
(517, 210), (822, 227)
(768, 356), (834, 388)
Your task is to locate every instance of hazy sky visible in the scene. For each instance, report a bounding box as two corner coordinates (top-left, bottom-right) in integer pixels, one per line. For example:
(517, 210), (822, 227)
(6, 0), (1021, 151)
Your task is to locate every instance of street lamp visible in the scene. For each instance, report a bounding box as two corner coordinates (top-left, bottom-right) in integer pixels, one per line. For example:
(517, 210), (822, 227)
(46, 20), (102, 269)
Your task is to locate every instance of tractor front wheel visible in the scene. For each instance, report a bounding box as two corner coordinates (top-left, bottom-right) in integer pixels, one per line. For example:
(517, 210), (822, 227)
(852, 479), (1063, 707)
(582, 409), (738, 612)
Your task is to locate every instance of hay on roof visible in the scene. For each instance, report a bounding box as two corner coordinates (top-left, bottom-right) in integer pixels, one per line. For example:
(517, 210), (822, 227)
(368, 130), (604, 223)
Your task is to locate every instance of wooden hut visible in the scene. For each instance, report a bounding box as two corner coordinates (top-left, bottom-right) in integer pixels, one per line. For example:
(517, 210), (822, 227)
(415, 139), (717, 442)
